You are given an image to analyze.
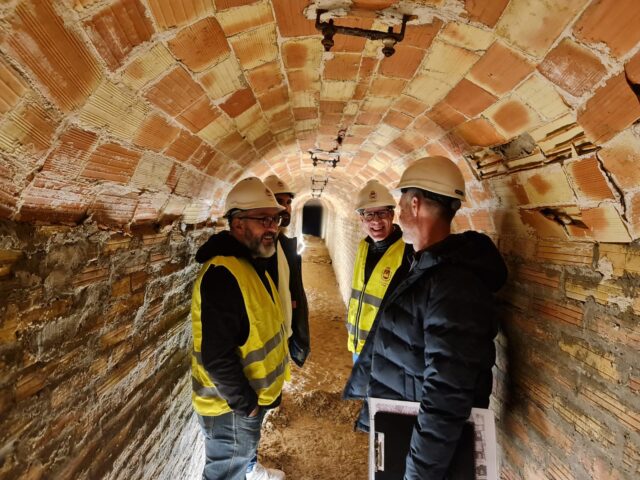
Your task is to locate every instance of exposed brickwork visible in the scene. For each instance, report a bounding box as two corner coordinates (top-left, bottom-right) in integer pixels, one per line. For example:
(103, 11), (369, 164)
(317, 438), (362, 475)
(468, 41), (534, 96)
(4, 0), (102, 112)
(83, 0), (154, 71)
(168, 17), (230, 72)
(0, 1), (639, 479)
(577, 73), (640, 143)
(0, 221), (209, 479)
(496, 235), (640, 479)
(573, 0), (640, 58)
(538, 39), (607, 97)
(495, 0), (590, 58)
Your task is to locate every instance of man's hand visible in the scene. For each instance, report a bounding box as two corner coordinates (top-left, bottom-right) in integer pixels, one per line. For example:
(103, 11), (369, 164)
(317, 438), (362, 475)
(248, 406), (260, 417)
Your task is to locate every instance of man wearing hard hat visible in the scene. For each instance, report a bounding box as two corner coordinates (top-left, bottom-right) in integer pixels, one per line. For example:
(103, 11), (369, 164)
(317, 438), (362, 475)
(263, 175), (310, 368)
(344, 157), (508, 479)
(191, 177), (288, 480)
(346, 180), (410, 362)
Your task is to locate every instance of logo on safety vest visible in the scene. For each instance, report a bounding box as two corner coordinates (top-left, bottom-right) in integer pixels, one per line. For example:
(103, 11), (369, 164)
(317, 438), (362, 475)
(382, 266), (391, 281)
(369, 190), (377, 200)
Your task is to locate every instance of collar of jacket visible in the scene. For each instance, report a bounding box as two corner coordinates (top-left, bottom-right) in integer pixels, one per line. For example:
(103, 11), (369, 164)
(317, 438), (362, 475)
(195, 230), (270, 272)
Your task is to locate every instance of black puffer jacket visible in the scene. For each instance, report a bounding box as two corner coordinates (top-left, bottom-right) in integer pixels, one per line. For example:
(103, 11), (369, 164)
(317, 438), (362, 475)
(344, 231), (507, 480)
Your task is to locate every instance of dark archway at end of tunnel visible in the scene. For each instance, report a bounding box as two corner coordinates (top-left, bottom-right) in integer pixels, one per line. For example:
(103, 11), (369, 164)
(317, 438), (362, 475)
(302, 200), (324, 237)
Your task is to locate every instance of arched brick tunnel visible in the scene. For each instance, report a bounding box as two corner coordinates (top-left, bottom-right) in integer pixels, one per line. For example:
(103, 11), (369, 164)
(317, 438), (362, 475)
(1, 0), (639, 478)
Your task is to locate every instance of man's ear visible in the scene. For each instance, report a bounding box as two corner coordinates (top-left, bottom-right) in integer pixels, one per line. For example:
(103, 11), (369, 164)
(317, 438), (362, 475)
(230, 217), (243, 233)
(411, 195), (420, 216)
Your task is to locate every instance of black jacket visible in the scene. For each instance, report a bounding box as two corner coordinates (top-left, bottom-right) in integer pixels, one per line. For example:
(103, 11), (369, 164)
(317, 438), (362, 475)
(275, 234), (310, 367)
(344, 231), (507, 479)
(195, 230), (280, 416)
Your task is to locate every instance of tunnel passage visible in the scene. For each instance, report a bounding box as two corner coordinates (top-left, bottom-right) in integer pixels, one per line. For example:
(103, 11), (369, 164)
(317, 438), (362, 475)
(302, 199), (324, 237)
(1, 0), (640, 479)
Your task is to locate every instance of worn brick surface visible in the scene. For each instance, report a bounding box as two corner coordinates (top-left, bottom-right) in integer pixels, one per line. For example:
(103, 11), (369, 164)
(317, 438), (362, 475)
(538, 38), (607, 98)
(133, 113), (181, 152)
(199, 57), (245, 100)
(165, 130), (203, 163)
(17, 178), (91, 224)
(217, 1), (273, 36)
(573, 0), (640, 58)
(578, 73), (640, 143)
(496, 0), (589, 58)
(80, 81), (147, 139)
(486, 97), (541, 138)
(81, 143), (141, 184)
(121, 44), (175, 90)
(598, 131), (640, 191)
(379, 45), (424, 79)
(462, 0), (509, 27)
(5, 0), (102, 112)
(0, 57), (28, 114)
(0, 102), (59, 156)
(41, 128), (97, 178)
(453, 118), (505, 147)
(469, 41), (534, 96)
(147, 0), (216, 30)
(176, 96), (221, 133)
(565, 157), (614, 202)
(145, 67), (206, 118)
(168, 17), (230, 72)
(229, 24), (278, 70)
(84, 0), (154, 71)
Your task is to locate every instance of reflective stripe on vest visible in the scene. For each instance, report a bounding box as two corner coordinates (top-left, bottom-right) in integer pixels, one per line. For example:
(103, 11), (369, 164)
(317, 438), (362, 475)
(346, 237), (404, 354)
(191, 255), (290, 416)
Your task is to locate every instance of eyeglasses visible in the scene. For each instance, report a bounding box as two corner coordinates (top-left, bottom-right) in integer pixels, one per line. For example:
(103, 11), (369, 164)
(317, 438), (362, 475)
(237, 215), (283, 228)
(360, 209), (393, 222)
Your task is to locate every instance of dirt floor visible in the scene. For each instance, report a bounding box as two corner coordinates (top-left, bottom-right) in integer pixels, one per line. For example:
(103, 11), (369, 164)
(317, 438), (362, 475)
(259, 236), (369, 480)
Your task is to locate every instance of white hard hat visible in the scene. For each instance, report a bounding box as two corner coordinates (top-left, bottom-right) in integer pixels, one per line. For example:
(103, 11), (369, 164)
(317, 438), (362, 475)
(264, 174), (295, 197)
(395, 156), (465, 201)
(224, 177), (284, 217)
(355, 180), (396, 211)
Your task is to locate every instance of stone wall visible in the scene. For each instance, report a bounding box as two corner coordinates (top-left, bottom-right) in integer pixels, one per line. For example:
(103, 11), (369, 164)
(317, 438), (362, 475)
(0, 220), (210, 479)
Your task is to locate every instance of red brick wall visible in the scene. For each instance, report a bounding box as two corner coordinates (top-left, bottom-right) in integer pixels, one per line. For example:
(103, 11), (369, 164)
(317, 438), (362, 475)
(0, 220), (210, 479)
(494, 237), (640, 479)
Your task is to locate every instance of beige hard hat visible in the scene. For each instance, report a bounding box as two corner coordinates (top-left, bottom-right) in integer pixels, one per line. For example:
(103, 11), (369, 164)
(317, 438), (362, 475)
(264, 174), (295, 197)
(395, 156), (465, 201)
(355, 180), (396, 211)
(224, 177), (284, 217)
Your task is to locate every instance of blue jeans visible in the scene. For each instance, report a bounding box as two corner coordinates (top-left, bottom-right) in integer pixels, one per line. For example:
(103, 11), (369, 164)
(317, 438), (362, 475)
(197, 409), (265, 480)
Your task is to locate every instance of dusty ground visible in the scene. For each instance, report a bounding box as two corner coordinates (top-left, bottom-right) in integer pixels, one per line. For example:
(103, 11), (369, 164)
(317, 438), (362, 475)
(259, 236), (369, 480)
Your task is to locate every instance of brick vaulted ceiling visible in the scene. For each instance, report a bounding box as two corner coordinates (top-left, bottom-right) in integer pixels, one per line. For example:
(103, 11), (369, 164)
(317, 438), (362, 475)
(1, 0), (640, 242)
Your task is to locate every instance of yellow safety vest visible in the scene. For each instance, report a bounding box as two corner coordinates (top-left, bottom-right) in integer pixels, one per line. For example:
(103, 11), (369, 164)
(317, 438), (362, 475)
(347, 237), (404, 354)
(191, 255), (290, 416)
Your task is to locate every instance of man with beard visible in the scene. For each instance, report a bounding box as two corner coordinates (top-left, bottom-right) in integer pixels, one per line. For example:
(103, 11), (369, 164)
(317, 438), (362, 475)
(191, 177), (288, 480)
(347, 180), (410, 362)
(344, 157), (507, 479)
(263, 175), (310, 368)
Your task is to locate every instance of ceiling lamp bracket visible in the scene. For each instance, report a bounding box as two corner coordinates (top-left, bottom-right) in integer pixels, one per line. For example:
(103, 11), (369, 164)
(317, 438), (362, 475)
(315, 9), (411, 57)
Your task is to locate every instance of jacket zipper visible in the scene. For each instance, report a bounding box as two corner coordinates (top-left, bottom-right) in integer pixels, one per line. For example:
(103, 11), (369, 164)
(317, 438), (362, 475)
(353, 283), (367, 351)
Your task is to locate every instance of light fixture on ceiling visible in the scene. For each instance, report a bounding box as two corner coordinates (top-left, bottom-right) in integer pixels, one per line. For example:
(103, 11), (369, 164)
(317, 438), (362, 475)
(315, 9), (412, 57)
(309, 150), (340, 168)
